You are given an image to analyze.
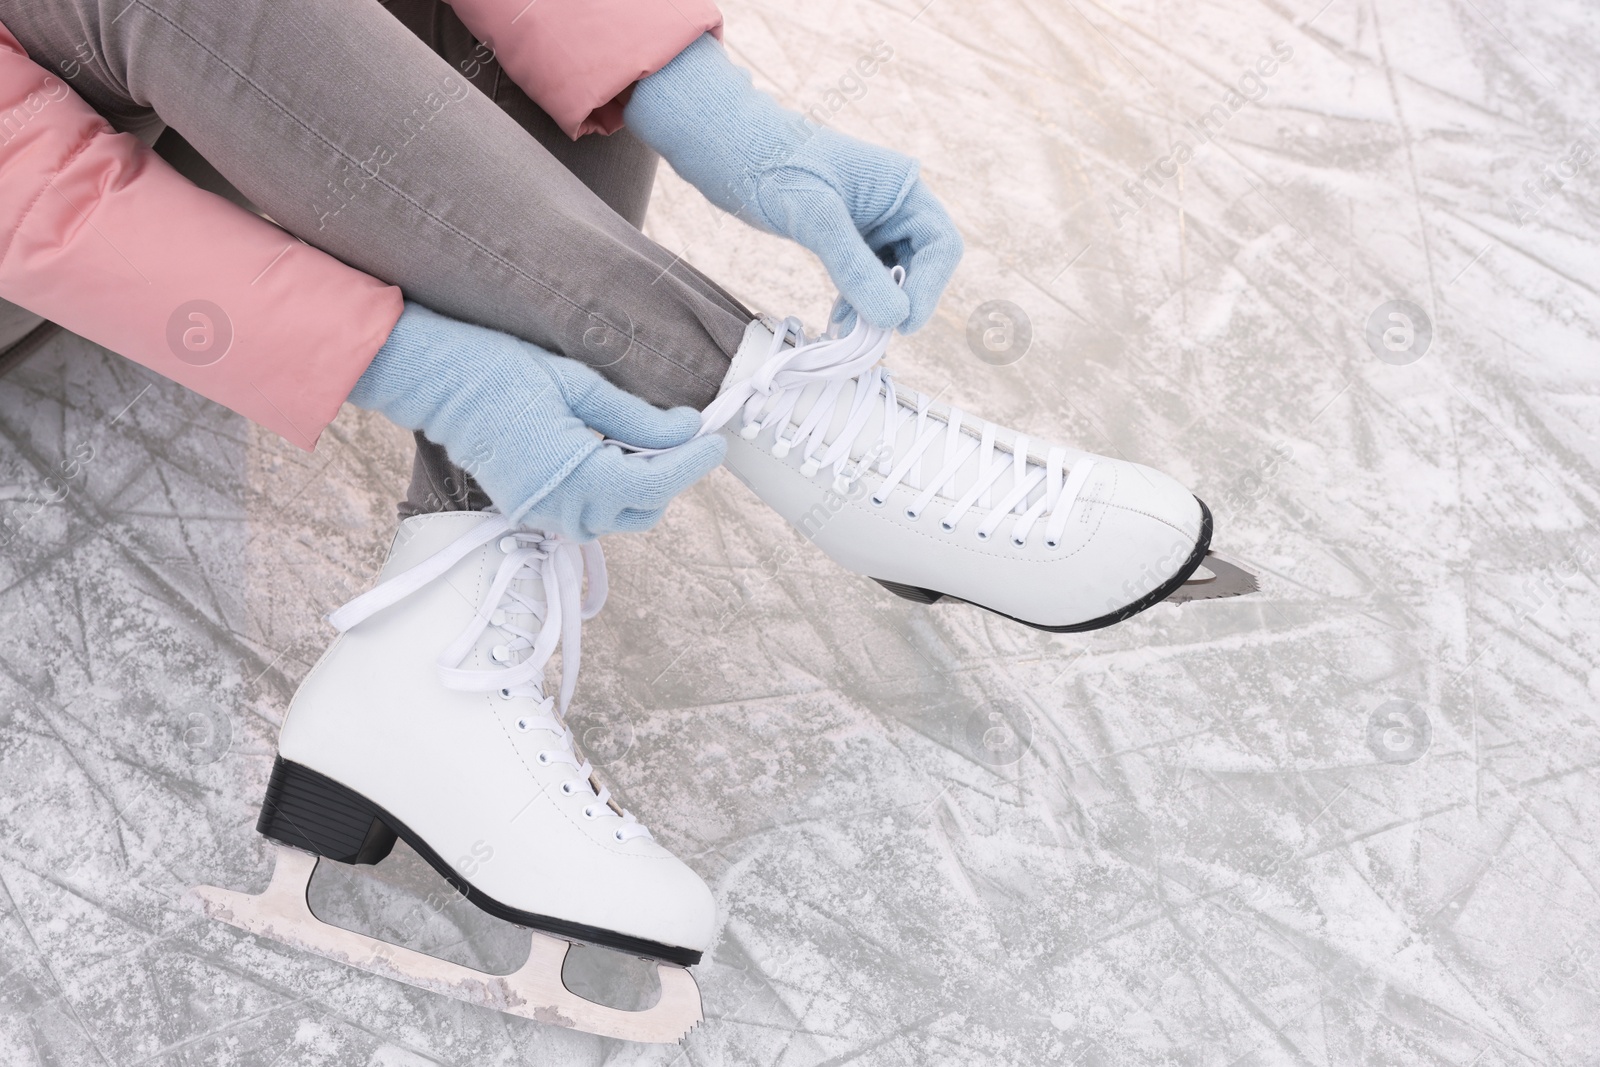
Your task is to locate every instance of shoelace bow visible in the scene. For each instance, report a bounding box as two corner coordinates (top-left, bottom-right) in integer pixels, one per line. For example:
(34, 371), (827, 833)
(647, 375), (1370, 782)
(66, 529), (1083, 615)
(327, 515), (652, 842)
(696, 271), (1096, 548)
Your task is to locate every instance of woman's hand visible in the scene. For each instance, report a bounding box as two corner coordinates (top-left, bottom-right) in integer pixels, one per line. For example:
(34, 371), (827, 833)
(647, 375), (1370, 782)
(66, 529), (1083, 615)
(625, 35), (963, 334)
(349, 303), (725, 540)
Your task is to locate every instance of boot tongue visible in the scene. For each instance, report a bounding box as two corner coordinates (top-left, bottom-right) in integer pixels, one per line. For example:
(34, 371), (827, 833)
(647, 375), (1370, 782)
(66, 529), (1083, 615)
(717, 315), (1096, 516)
(718, 316), (787, 394)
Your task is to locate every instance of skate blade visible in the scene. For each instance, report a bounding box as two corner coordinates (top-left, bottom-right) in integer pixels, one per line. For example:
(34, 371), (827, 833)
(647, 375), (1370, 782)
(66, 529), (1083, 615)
(188, 845), (702, 1044)
(1164, 553), (1259, 604)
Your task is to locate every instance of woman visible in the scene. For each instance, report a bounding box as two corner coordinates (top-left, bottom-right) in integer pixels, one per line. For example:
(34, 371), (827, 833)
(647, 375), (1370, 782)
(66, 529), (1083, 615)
(0, 0), (1212, 1028)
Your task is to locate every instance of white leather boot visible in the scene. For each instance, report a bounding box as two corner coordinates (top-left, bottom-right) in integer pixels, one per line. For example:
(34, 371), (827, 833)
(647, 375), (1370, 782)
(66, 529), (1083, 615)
(263, 511), (716, 966)
(700, 299), (1219, 631)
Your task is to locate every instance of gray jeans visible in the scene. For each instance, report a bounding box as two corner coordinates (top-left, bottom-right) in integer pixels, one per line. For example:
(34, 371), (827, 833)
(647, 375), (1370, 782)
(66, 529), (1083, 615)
(1, 0), (753, 516)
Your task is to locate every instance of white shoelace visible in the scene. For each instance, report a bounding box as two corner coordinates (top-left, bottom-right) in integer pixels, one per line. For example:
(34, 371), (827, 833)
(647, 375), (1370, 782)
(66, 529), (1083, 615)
(697, 272), (1096, 548)
(327, 515), (652, 843)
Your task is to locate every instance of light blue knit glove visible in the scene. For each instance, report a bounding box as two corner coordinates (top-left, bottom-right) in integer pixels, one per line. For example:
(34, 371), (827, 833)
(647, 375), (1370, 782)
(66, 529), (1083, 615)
(624, 34), (962, 333)
(348, 303), (726, 540)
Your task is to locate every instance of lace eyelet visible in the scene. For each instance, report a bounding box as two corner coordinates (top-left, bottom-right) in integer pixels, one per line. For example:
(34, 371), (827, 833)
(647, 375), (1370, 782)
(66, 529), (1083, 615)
(561, 782), (575, 795)
(1045, 538), (1060, 549)
(490, 610), (506, 627)
(975, 530), (991, 541)
(583, 806), (597, 819)
(537, 752), (550, 765)
(613, 829), (626, 842)
(799, 459), (821, 478)
(1012, 536), (1027, 547)
(516, 717), (530, 731)
(904, 507), (920, 521)
(499, 688), (513, 700)
(870, 495), (886, 507)
(771, 438), (791, 459)
(739, 422), (760, 441)
(499, 536), (519, 554)
(939, 520), (955, 533)
(491, 644), (510, 663)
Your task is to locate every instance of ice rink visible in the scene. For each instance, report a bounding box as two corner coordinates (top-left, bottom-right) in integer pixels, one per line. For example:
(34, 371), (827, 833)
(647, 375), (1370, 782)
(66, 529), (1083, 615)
(3, 0), (1599, 1063)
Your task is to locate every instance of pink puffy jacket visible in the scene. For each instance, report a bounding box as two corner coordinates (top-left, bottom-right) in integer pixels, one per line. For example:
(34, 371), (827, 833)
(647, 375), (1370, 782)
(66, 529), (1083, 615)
(0, 0), (720, 448)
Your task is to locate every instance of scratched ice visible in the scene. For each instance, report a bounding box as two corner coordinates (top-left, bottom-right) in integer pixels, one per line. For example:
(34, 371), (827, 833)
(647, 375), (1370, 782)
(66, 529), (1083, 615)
(2, 1), (1599, 1064)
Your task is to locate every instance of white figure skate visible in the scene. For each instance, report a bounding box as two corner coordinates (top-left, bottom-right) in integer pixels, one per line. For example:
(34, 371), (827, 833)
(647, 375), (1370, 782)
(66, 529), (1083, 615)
(695, 273), (1257, 630)
(190, 512), (712, 1043)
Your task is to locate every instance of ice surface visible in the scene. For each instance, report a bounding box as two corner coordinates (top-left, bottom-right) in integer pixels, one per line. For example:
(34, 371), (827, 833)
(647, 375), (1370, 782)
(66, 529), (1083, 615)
(3, 0), (1600, 1064)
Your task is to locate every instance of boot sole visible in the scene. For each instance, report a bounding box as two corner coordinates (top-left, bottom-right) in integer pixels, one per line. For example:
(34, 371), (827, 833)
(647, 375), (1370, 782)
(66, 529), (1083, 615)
(874, 497), (1214, 633)
(256, 756), (703, 967)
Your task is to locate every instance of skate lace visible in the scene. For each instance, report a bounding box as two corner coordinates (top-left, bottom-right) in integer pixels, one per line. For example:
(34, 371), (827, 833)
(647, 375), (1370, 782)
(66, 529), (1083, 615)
(327, 515), (652, 843)
(696, 269), (1096, 547)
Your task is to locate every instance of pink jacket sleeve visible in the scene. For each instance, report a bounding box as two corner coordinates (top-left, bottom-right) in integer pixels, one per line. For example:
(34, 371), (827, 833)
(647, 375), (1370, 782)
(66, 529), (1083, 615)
(446, 0), (722, 138)
(0, 23), (402, 450)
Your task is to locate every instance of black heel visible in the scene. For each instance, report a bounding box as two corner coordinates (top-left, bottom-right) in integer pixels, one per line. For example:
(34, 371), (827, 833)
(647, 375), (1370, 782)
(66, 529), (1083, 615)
(257, 757), (397, 865)
(873, 578), (944, 604)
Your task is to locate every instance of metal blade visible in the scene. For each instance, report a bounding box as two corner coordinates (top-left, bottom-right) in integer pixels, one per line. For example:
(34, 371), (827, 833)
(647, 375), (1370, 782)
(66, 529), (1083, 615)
(1165, 553), (1258, 604)
(190, 846), (702, 1043)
